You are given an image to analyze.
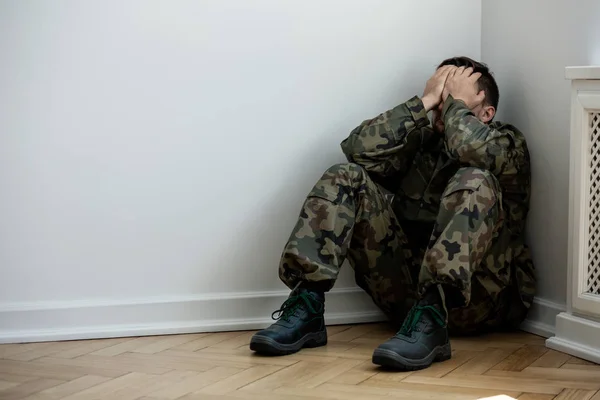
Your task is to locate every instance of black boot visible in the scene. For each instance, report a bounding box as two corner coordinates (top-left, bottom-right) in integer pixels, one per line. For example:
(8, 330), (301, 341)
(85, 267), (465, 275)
(372, 285), (451, 370)
(249, 287), (327, 356)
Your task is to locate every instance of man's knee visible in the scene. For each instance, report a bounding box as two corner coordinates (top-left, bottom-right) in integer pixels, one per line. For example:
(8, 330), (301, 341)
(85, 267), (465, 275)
(442, 167), (501, 213)
(323, 162), (366, 180)
(317, 163), (368, 191)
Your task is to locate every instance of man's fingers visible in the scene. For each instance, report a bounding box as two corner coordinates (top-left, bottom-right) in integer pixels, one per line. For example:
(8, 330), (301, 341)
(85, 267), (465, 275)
(476, 90), (486, 104)
(436, 65), (453, 77)
(440, 66), (456, 80)
(447, 67), (458, 80)
(469, 72), (482, 82)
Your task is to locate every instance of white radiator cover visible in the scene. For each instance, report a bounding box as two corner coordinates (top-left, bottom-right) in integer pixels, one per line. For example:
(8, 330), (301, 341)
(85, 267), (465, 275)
(547, 67), (600, 362)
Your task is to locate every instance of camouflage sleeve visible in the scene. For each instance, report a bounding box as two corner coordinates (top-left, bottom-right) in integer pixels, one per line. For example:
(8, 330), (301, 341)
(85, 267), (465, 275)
(442, 95), (522, 176)
(340, 96), (431, 183)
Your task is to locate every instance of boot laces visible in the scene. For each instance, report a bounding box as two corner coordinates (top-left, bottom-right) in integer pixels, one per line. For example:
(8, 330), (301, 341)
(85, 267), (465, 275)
(398, 304), (445, 336)
(271, 292), (319, 322)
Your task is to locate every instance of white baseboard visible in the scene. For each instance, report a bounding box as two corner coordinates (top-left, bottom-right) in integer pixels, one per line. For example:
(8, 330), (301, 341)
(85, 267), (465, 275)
(0, 289), (565, 344)
(0, 288), (386, 344)
(546, 312), (600, 364)
(519, 297), (565, 338)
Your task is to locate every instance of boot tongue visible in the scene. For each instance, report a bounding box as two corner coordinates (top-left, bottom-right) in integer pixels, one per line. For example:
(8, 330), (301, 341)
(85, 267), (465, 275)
(397, 287), (447, 336)
(419, 285), (448, 318)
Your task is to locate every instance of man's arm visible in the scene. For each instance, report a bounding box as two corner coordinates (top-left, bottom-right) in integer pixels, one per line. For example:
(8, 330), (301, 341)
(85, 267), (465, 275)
(442, 95), (524, 176)
(340, 65), (456, 184)
(340, 96), (431, 183)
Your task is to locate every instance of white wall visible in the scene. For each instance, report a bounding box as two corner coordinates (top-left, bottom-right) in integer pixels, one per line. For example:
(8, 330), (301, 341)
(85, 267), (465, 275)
(482, 1), (600, 316)
(0, 0), (481, 341)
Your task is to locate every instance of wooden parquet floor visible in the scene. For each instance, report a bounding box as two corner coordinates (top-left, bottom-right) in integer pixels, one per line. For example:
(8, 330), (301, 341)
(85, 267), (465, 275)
(0, 323), (598, 400)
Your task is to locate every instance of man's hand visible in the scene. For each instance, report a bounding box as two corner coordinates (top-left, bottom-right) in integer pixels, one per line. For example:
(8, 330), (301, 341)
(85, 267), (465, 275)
(421, 65), (456, 112)
(442, 67), (485, 109)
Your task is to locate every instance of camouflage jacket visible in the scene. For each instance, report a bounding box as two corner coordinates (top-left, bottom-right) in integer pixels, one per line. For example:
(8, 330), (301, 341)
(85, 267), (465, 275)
(343, 95), (534, 268)
(341, 95), (532, 237)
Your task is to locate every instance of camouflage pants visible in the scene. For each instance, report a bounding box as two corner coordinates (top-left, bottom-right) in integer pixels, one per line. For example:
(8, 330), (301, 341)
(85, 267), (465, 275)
(278, 163), (513, 334)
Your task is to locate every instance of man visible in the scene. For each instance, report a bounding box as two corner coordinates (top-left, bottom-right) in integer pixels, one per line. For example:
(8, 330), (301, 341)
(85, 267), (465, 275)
(249, 56), (536, 370)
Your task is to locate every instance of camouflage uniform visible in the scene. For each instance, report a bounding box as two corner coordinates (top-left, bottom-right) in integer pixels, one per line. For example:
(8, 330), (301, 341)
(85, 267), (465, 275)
(278, 95), (536, 334)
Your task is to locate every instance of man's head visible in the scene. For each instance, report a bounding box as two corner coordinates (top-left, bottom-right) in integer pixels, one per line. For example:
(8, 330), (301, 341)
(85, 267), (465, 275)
(432, 56), (499, 133)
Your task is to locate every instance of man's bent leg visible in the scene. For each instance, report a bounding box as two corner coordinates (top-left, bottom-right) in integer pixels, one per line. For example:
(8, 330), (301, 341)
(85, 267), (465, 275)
(419, 166), (504, 333)
(251, 163), (415, 356)
(373, 167), (503, 370)
(279, 162), (416, 311)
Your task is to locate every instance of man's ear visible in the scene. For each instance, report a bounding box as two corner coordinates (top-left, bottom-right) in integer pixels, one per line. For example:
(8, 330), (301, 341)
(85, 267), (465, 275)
(479, 105), (496, 123)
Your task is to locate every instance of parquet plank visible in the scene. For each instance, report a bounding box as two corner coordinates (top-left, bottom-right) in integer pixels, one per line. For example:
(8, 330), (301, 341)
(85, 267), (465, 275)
(481, 332), (547, 346)
(342, 337), (390, 348)
(403, 374), (563, 395)
(241, 361), (314, 392)
(411, 350), (478, 378)
(163, 349), (296, 367)
(110, 353), (217, 373)
(451, 348), (513, 375)
(207, 332), (255, 350)
(89, 336), (170, 357)
(517, 394), (556, 400)
(359, 379), (522, 399)
(88, 337), (160, 356)
(485, 370), (600, 390)
(362, 369), (415, 383)
(198, 365), (284, 395)
(23, 375), (110, 400)
(328, 360), (378, 385)
(451, 337), (525, 352)
(348, 324), (394, 342)
(286, 358), (363, 388)
(59, 372), (152, 400)
(0, 359), (118, 380)
(35, 355), (172, 375)
(503, 367), (600, 383)
(0, 374), (35, 384)
(170, 332), (244, 352)
(0, 380), (19, 391)
(0, 343), (55, 359)
(144, 367), (241, 400)
(129, 334), (207, 354)
(567, 357), (595, 366)
(491, 345), (549, 371)
(273, 384), (419, 400)
(298, 344), (368, 360)
(107, 370), (199, 400)
(198, 346), (337, 364)
(327, 325), (379, 342)
(51, 338), (132, 359)
(3, 341), (89, 362)
(562, 364), (600, 372)
(277, 382), (514, 400)
(281, 353), (339, 364)
(323, 325), (353, 336)
(178, 392), (311, 400)
(553, 389), (598, 400)
(530, 350), (571, 368)
(0, 378), (64, 400)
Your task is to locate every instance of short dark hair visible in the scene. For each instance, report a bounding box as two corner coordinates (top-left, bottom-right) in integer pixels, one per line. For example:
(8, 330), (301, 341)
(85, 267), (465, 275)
(437, 56), (499, 110)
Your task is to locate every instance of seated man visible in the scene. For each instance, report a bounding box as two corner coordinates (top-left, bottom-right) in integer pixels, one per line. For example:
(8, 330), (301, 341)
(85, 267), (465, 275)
(249, 56), (536, 370)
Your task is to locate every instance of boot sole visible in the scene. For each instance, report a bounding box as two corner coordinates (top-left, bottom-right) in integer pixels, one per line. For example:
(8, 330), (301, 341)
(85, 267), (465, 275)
(372, 342), (452, 370)
(249, 330), (327, 356)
